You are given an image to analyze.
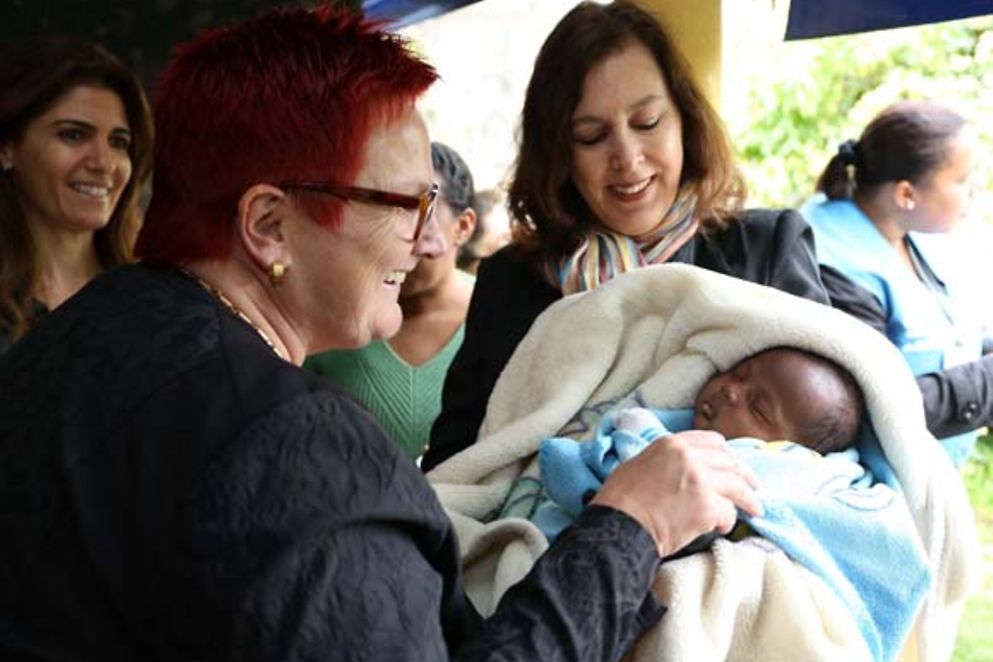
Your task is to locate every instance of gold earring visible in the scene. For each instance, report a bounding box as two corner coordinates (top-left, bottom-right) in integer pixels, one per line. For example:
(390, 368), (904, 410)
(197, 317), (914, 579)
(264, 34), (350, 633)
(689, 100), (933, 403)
(269, 261), (286, 287)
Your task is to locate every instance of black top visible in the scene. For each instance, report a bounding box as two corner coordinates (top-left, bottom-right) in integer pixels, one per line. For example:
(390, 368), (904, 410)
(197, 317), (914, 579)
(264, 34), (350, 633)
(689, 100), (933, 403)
(0, 299), (48, 357)
(0, 264), (664, 662)
(425, 209), (831, 471)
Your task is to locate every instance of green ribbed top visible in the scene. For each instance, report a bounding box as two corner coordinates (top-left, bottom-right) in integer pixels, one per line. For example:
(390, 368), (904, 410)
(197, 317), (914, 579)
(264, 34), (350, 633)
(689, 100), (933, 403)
(304, 325), (465, 459)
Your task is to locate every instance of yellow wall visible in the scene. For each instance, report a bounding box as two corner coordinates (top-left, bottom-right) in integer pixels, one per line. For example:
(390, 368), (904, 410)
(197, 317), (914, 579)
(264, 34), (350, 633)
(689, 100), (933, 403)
(633, 0), (723, 110)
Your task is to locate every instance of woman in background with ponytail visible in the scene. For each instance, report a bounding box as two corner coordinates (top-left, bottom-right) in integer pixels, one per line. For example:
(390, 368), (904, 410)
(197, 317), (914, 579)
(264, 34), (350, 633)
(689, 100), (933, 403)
(803, 100), (987, 467)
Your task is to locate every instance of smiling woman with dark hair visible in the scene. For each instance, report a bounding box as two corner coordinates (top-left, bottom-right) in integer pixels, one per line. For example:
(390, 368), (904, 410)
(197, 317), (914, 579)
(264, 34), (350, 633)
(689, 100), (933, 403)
(425, 0), (836, 471)
(0, 36), (152, 353)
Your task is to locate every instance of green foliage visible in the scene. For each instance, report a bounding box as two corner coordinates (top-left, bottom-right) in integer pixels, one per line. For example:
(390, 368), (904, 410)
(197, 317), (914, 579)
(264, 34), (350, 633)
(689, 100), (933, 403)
(953, 435), (993, 660)
(963, 434), (993, 513)
(732, 17), (993, 213)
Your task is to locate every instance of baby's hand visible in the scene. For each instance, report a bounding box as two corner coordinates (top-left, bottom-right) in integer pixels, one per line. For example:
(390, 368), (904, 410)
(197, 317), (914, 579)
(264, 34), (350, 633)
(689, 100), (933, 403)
(614, 407), (668, 440)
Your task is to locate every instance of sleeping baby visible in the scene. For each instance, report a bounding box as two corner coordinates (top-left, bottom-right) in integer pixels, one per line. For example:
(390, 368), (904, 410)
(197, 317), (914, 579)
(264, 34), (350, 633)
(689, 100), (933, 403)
(535, 345), (865, 539)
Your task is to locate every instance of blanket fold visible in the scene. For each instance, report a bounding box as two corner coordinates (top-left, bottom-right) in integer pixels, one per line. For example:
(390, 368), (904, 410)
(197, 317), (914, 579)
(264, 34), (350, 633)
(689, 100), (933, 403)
(428, 264), (979, 662)
(537, 407), (931, 662)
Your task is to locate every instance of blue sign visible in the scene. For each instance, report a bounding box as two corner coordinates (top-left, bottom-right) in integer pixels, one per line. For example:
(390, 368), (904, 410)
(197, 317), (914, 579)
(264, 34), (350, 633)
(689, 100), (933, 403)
(362, 0), (483, 28)
(786, 0), (993, 39)
(362, 0), (993, 38)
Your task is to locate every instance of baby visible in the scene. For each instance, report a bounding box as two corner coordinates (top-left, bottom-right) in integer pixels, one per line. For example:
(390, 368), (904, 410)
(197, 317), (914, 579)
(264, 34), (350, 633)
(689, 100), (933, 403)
(687, 346), (863, 454)
(536, 346), (865, 542)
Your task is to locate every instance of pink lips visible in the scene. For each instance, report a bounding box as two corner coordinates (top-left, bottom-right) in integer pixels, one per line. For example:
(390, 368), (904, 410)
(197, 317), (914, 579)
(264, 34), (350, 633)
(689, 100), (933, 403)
(608, 175), (654, 203)
(692, 399), (714, 430)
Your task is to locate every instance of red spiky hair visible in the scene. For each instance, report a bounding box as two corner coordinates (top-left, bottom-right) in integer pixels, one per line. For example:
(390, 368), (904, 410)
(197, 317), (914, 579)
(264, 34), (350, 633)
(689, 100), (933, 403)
(137, 5), (437, 263)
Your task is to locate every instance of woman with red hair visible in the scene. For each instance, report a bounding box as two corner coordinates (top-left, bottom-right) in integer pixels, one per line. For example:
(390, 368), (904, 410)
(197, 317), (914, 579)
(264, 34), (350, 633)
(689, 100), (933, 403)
(0, 5), (760, 660)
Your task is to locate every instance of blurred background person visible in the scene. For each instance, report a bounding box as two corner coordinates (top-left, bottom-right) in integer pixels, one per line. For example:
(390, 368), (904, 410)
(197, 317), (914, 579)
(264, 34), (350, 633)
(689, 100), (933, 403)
(804, 100), (988, 467)
(458, 187), (512, 274)
(306, 141), (477, 459)
(0, 36), (152, 354)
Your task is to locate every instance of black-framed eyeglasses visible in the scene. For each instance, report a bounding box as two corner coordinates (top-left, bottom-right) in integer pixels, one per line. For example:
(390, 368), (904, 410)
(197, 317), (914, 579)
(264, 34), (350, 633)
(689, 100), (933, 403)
(281, 181), (439, 241)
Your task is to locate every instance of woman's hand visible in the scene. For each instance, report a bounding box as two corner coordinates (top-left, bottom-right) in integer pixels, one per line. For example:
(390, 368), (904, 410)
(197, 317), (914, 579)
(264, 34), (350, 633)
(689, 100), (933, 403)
(591, 430), (762, 558)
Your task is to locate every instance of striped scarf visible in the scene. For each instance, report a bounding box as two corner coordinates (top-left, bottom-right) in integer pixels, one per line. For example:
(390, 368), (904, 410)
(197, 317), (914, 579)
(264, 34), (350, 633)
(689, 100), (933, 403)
(546, 186), (699, 295)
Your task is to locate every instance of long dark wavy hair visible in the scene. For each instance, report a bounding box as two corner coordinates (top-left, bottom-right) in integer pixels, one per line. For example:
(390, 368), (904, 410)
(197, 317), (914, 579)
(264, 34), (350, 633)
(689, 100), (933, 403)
(508, 0), (745, 262)
(0, 36), (153, 341)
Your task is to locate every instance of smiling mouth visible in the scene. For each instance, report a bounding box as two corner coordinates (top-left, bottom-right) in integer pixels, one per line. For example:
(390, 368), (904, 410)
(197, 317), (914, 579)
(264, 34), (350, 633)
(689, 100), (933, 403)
(69, 183), (112, 200)
(384, 270), (407, 286)
(608, 176), (653, 197)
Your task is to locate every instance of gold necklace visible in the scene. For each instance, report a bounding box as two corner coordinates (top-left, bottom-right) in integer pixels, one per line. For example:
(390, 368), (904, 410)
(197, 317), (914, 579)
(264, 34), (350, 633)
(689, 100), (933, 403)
(180, 267), (287, 361)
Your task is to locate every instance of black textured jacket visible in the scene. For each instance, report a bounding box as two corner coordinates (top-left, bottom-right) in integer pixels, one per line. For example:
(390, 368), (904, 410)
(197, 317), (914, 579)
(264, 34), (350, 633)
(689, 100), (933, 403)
(0, 264), (664, 661)
(426, 209), (831, 471)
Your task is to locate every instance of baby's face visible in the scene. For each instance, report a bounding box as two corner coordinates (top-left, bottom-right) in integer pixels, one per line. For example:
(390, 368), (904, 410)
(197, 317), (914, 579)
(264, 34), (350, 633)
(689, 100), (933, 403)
(692, 348), (844, 444)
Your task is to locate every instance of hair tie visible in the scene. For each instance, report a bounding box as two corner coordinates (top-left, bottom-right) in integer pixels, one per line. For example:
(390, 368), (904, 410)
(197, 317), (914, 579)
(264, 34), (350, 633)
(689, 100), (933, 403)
(837, 139), (859, 167)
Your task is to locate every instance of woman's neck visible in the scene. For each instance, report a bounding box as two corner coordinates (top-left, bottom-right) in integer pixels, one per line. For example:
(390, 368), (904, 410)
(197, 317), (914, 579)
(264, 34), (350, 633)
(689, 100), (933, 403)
(30, 221), (103, 310)
(854, 193), (907, 247)
(853, 194), (916, 273)
(392, 270), (473, 366)
(399, 268), (469, 319)
(183, 257), (304, 365)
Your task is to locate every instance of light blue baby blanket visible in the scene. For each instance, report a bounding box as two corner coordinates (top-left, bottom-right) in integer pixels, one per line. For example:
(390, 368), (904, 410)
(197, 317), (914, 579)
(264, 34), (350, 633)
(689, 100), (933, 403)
(537, 407), (931, 662)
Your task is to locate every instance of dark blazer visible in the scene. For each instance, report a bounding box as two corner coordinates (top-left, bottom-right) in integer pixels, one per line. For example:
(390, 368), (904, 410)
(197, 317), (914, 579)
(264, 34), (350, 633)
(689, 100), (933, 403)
(0, 264), (664, 661)
(0, 299), (47, 357)
(425, 208), (831, 471)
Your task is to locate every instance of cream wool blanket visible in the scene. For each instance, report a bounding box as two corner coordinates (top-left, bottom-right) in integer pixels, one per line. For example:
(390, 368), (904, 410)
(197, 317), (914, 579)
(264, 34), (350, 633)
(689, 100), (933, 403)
(428, 264), (979, 662)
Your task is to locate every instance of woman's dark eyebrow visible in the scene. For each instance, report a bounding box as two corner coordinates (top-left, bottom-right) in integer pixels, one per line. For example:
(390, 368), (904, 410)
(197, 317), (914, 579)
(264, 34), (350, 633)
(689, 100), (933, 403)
(571, 94), (667, 127)
(50, 118), (94, 129)
(627, 94), (666, 112)
(50, 118), (132, 137)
